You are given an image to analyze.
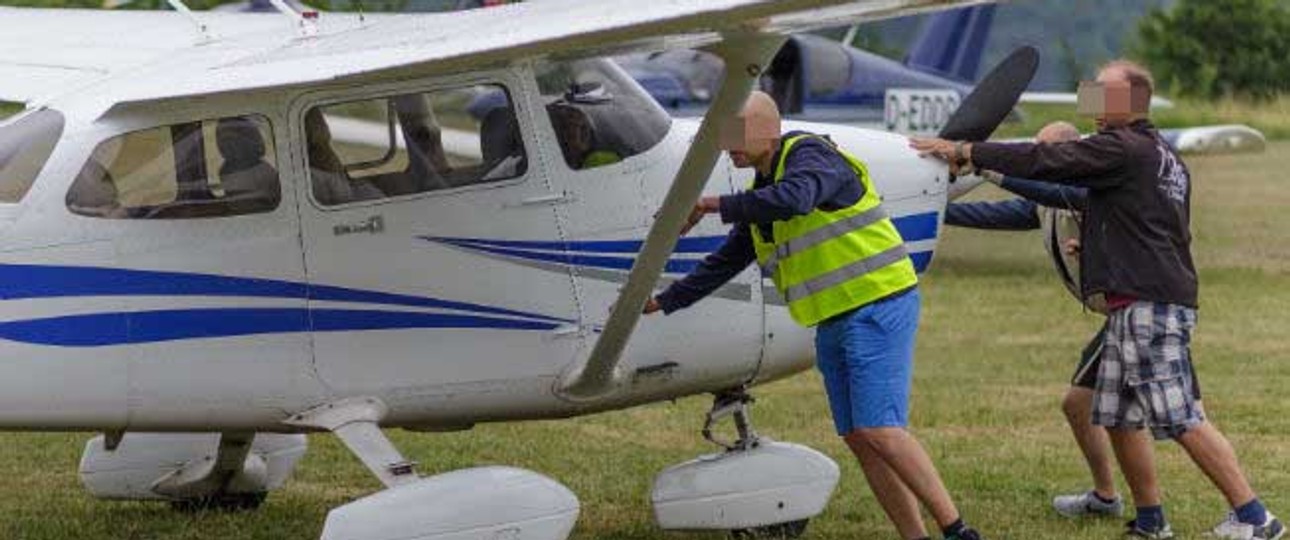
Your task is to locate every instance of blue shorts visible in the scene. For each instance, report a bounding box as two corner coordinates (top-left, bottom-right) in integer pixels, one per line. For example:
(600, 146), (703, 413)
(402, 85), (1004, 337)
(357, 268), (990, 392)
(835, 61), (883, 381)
(814, 288), (920, 435)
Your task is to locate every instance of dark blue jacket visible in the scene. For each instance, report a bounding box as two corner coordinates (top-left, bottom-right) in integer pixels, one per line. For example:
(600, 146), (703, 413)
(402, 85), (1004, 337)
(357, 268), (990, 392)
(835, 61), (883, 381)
(972, 122), (1198, 307)
(657, 132), (861, 313)
(944, 177), (1088, 231)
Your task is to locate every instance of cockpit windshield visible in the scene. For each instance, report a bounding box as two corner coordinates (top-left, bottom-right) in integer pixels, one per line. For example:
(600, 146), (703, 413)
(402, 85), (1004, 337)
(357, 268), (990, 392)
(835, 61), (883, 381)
(535, 58), (671, 170)
(0, 108), (64, 204)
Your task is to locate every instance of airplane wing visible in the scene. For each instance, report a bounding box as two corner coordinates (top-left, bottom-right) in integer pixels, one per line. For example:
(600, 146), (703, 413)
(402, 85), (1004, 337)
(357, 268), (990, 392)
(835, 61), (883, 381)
(0, 8), (290, 104)
(0, 0), (991, 108)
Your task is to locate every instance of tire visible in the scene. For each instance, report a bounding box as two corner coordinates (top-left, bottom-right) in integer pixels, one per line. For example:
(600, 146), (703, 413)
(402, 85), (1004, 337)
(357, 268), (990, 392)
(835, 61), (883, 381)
(170, 492), (267, 513)
(730, 519), (810, 539)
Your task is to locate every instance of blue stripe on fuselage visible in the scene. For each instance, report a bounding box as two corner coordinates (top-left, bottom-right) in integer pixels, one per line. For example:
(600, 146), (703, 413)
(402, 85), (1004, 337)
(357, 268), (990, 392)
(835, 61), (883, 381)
(0, 264), (567, 323)
(423, 235), (727, 254)
(427, 211), (940, 274)
(892, 212), (940, 243)
(0, 308), (558, 348)
(434, 239), (701, 274)
(427, 211), (939, 253)
(909, 251), (934, 273)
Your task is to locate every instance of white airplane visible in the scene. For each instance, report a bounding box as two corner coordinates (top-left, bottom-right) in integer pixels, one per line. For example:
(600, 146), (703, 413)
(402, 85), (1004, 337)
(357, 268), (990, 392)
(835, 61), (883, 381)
(0, 1), (1012, 539)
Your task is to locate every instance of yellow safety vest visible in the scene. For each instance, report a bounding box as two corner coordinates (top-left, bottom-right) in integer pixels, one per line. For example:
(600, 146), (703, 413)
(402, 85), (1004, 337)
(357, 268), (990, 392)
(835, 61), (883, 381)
(750, 135), (918, 327)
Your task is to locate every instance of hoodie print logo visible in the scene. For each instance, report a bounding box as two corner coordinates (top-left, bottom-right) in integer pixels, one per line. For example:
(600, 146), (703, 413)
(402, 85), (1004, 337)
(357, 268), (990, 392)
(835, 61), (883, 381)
(1156, 141), (1189, 204)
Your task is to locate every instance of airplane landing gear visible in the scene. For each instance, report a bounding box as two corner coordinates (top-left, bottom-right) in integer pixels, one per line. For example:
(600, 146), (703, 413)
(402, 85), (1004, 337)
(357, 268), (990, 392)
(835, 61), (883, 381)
(730, 519), (810, 539)
(170, 492), (267, 512)
(287, 397), (579, 540)
(651, 387), (839, 537)
(702, 388), (759, 452)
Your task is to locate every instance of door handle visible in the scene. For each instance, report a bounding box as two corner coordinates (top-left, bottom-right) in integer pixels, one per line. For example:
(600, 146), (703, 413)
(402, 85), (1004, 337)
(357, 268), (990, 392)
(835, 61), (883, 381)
(514, 193), (574, 207)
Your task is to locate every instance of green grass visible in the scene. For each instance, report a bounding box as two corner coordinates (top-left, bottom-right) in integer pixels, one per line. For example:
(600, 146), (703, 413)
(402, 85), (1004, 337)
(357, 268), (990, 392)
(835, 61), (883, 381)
(0, 101), (22, 121)
(0, 145), (1288, 539)
(998, 96), (1290, 141)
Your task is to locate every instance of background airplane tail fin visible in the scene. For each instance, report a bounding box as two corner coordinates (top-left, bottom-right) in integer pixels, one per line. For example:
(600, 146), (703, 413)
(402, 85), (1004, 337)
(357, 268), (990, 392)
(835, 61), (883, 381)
(904, 4), (996, 83)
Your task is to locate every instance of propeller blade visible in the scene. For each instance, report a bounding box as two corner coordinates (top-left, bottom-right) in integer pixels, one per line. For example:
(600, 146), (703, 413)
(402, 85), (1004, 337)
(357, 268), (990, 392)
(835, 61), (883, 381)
(938, 46), (1040, 141)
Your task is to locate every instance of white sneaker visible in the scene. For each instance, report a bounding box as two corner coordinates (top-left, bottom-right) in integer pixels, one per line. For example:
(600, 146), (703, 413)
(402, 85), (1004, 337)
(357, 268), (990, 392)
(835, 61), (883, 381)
(1207, 512), (1286, 540)
(1052, 490), (1124, 518)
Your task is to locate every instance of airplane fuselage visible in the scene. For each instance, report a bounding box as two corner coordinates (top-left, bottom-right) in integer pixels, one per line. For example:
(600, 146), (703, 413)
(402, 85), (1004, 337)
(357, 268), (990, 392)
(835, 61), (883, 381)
(0, 59), (948, 434)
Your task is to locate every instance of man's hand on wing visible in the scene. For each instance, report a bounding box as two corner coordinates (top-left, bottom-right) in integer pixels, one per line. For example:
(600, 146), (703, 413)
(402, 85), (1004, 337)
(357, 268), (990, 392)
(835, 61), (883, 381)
(642, 297), (663, 315)
(678, 195), (721, 237)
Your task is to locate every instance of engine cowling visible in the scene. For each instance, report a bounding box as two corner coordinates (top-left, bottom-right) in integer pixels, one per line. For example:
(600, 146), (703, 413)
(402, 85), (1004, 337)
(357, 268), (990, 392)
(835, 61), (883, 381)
(78, 432), (307, 505)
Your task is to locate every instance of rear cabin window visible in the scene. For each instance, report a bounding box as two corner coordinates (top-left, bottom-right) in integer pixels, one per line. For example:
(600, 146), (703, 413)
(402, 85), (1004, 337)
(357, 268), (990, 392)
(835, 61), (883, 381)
(0, 109), (65, 203)
(305, 83), (526, 207)
(66, 115), (281, 219)
(535, 58), (671, 171)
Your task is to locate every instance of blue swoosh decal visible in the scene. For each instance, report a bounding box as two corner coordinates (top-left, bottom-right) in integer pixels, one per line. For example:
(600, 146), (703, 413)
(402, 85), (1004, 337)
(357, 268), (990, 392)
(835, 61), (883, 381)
(0, 264), (568, 324)
(0, 308), (559, 347)
(427, 211), (939, 275)
(427, 211), (938, 253)
(892, 212), (940, 243)
(423, 235), (727, 254)
(909, 251), (933, 273)
(433, 239), (700, 274)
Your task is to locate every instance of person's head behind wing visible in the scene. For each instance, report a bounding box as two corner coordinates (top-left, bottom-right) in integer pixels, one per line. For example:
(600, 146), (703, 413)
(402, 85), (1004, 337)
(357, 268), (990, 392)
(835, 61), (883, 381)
(721, 91), (782, 169)
(1037, 121), (1081, 144)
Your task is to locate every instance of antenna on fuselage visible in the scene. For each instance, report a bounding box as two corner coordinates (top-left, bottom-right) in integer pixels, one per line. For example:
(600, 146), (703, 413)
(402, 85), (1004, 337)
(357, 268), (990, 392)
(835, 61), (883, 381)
(165, 0), (215, 43)
(266, 0), (320, 38)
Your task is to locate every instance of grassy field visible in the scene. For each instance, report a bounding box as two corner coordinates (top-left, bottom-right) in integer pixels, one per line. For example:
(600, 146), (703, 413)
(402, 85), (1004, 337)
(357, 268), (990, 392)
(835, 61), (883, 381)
(0, 141), (1288, 539)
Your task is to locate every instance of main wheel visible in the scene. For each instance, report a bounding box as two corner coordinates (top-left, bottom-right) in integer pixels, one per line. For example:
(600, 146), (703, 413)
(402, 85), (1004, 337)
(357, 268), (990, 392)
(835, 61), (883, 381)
(730, 519), (810, 539)
(170, 492), (267, 513)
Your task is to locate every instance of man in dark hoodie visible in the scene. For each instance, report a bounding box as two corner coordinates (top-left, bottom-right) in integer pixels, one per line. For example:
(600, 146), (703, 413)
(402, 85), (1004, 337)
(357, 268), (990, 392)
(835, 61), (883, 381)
(912, 61), (1281, 540)
(946, 121), (1128, 519)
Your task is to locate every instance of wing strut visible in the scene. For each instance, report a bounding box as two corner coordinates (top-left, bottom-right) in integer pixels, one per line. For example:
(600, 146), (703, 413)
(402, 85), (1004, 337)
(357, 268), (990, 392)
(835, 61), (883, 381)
(164, 0), (214, 43)
(557, 30), (786, 402)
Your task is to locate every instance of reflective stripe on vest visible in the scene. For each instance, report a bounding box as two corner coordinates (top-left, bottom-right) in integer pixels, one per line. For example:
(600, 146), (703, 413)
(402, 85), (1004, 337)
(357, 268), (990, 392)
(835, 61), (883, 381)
(750, 134), (918, 326)
(760, 204), (890, 277)
(783, 243), (908, 303)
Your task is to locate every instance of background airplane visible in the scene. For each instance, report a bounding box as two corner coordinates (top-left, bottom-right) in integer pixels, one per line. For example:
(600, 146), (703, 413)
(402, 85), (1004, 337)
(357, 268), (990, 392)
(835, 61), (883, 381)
(619, 4), (996, 124)
(617, 4), (1264, 155)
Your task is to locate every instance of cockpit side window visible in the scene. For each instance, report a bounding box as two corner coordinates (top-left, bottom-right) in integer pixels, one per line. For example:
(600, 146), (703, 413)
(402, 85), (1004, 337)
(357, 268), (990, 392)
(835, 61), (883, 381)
(66, 114), (281, 219)
(535, 58), (672, 171)
(305, 83), (526, 207)
(0, 109), (65, 204)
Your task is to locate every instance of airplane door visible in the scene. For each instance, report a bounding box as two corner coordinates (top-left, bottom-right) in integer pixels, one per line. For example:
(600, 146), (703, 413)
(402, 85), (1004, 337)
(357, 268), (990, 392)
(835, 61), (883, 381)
(528, 58), (763, 394)
(52, 110), (324, 428)
(293, 76), (581, 423)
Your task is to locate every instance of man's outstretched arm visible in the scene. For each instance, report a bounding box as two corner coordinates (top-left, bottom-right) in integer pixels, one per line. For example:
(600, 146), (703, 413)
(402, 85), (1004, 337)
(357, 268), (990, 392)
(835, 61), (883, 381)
(999, 177), (1090, 212)
(945, 198), (1041, 231)
(652, 224), (757, 314)
(911, 133), (1129, 189)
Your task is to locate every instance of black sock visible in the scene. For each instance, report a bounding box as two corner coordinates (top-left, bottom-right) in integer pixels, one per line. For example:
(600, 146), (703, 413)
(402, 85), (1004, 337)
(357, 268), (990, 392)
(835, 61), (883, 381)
(942, 518), (967, 538)
(1135, 505), (1165, 532)
(1093, 491), (1118, 504)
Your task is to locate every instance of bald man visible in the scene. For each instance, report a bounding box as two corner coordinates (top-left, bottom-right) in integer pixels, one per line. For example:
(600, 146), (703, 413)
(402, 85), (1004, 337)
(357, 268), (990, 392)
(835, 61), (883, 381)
(914, 60), (1282, 540)
(646, 92), (983, 540)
